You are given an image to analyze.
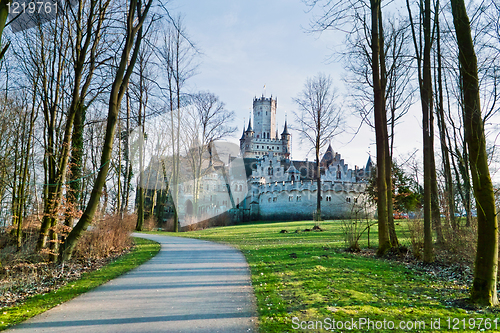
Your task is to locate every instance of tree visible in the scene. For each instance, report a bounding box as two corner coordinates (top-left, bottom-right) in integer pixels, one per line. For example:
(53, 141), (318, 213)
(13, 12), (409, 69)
(341, 13), (413, 249)
(434, 1), (456, 230)
(370, 0), (392, 255)
(293, 73), (344, 220)
(0, 0), (11, 62)
(406, 0), (438, 261)
(366, 161), (422, 214)
(304, 0), (393, 254)
(60, 0), (153, 262)
(185, 92), (236, 216)
(158, 15), (197, 232)
(451, 0), (499, 306)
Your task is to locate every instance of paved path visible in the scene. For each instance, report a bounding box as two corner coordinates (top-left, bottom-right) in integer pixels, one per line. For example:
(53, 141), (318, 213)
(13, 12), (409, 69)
(8, 233), (257, 333)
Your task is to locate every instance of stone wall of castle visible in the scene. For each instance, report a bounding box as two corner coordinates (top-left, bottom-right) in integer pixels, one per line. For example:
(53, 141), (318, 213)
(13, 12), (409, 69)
(250, 180), (372, 220)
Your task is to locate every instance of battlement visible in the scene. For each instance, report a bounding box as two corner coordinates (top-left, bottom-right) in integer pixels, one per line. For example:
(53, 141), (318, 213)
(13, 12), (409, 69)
(253, 95), (277, 105)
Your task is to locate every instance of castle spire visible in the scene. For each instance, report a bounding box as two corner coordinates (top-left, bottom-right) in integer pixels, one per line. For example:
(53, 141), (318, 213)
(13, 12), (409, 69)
(281, 119), (289, 135)
(246, 118), (253, 132)
(240, 125), (246, 140)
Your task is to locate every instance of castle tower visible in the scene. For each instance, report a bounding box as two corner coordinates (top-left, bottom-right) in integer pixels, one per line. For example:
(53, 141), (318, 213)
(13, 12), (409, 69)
(280, 120), (291, 159)
(253, 95), (277, 140)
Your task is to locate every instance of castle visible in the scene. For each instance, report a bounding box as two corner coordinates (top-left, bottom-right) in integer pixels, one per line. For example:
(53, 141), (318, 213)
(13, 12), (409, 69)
(140, 94), (375, 227)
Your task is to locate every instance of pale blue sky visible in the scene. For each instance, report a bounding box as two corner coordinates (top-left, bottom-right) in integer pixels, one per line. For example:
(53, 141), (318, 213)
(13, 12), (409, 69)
(169, 0), (423, 169)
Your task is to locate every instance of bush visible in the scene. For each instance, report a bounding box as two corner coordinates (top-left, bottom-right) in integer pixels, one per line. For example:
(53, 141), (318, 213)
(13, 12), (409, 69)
(439, 222), (477, 266)
(143, 215), (157, 231)
(0, 216), (42, 266)
(73, 214), (135, 259)
(406, 219), (424, 259)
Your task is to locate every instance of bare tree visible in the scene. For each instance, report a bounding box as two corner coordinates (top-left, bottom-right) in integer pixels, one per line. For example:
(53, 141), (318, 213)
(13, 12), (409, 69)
(158, 15), (197, 232)
(60, 0), (153, 262)
(406, 0), (438, 262)
(305, 0), (395, 254)
(293, 73), (344, 220)
(185, 91), (236, 215)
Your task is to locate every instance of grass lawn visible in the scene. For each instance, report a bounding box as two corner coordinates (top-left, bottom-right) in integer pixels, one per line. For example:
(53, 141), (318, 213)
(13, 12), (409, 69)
(0, 237), (160, 331)
(146, 220), (497, 333)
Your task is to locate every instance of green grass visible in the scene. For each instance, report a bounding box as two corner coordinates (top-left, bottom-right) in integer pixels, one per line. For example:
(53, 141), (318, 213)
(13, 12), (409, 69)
(145, 220), (496, 333)
(0, 237), (160, 331)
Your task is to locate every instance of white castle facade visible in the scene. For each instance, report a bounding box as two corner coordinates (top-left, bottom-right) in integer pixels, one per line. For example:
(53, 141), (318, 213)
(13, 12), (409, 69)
(237, 95), (375, 220)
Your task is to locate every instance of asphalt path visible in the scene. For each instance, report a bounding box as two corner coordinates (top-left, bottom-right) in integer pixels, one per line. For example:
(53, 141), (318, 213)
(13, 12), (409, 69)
(8, 233), (258, 333)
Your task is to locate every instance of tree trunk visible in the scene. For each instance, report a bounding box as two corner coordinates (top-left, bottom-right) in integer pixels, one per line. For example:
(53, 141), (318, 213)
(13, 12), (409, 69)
(378, 9), (398, 248)
(435, 14), (456, 229)
(371, 0), (391, 256)
(316, 147), (321, 220)
(451, 0), (499, 306)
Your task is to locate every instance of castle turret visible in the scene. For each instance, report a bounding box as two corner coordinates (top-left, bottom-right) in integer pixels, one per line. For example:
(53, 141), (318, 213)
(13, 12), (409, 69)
(280, 120), (291, 159)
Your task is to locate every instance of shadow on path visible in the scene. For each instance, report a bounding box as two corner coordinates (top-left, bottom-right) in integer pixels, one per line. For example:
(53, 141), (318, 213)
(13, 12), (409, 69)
(8, 233), (258, 333)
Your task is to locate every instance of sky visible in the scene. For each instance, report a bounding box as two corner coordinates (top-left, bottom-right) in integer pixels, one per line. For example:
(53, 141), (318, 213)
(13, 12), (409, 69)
(165, 0), (424, 170)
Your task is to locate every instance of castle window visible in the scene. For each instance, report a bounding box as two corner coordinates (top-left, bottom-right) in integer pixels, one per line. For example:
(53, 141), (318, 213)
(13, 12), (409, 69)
(266, 111), (267, 115)
(239, 185), (242, 191)
(267, 146), (269, 149)
(268, 198), (272, 203)
(277, 147), (279, 150)
(289, 196), (293, 202)
(257, 145), (259, 149)
(346, 197), (351, 203)
(297, 196), (302, 202)
(273, 197), (277, 202)
(354, 198), (358, 203)
(257, 135), (259, 138)
(326, 196), (332, 202)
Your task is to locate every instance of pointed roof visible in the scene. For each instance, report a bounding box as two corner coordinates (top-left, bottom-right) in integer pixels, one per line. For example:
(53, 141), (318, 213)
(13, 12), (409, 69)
(246, 118), (253, 132)
(365, 155), (373, 171)
(281, 120), (289, 135)
(321, 144), (335, 164)
(240, 126), (246, 140)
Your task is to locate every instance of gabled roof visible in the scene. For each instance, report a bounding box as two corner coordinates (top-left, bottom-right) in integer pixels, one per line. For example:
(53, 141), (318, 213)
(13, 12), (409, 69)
(286, 162), (300, 174)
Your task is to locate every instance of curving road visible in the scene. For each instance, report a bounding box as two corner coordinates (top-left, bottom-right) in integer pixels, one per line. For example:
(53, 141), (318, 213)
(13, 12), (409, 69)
(8, 233), (258, 333)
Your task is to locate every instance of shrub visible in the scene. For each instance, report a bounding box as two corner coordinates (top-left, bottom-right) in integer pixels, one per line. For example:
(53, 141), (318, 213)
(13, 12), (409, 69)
(73, 214), (135, 259)
(406, 218), (424, 259)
